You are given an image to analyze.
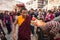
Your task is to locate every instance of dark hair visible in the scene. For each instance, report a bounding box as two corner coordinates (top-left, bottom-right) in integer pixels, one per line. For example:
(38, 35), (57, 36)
(17, 12), (20, 16)
(20, 7), (27, 13)
(58, 9), (60, 11)
(30, 8), (34, 10)
(40, 18), (43, 20)
(39, 9), (42, 11)
(59, 30), (60, 33)
(48, 10), (52, 13)
(48, 10), (51, 12)
(0, 13), (4, 20)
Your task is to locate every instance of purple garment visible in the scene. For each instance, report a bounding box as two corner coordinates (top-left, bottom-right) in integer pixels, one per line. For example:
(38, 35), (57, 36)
(55, 38), (60, 40)
(55, 11), (60, 17)
(4, 15), (12, 24)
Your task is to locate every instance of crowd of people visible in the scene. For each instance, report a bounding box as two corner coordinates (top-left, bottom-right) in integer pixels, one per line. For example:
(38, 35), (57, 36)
(0, 6), (60, 40)
(29, 8), (60, 40)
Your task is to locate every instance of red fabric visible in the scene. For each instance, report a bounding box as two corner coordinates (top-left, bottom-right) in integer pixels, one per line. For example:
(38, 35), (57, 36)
(49, 13), (54, 20)
(16, 3), (25, 7)
(45, 13), (54, 21)
(32, 17), (36, 21)
(18, 15), (31, 40)
(55, 38), (60, 40)
(45, 15), (49, 20)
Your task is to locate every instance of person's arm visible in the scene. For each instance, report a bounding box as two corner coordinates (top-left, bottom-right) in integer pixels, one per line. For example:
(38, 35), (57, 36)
(13, 15), (18, 33)
(1, 20), (4, 27)
(13, 20), (17, 33)
(13, 19), (17, 40)
(10, 16), (13, 23)
(2, 17), (6, 27)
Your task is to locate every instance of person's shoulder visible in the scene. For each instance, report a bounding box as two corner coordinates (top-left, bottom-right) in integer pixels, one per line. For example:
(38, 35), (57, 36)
(26, 14), (31, 19)
(15, 15), (21, 20)
(26, 14), (30, 17)
(18, 15), (22, 18)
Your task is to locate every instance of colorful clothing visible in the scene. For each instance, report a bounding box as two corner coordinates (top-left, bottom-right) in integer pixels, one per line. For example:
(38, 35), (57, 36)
(45, 21), (60, 34)
(18, 15), (31, 40)
(3, 15), (12, 34)
(17, 15), (25, 26)
(45, 13), (55, 21)
(34, 20), (46, 27)
(44, 21), (60, 40)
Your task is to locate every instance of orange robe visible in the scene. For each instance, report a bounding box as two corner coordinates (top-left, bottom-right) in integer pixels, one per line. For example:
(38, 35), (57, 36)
(17, 15), (25, 26)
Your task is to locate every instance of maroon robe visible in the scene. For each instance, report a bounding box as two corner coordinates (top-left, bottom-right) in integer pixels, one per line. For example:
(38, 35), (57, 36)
(55, 38), (60, 40)
(18, 15), (31, 40)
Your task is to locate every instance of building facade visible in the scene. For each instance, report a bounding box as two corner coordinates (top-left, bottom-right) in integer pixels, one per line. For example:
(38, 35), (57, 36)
(25, 0), (48, 10)
(43, 0), (60, 10)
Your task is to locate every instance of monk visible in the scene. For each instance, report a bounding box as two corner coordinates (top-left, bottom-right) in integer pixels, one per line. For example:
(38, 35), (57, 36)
(14, 8), (31, 40)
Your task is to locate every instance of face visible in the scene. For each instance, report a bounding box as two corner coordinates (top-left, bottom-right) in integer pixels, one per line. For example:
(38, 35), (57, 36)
(30, 10), (34, 13)
(21, 10), (27, 16)
(5, 11), (9, 15)
(17, 7), (21, 12)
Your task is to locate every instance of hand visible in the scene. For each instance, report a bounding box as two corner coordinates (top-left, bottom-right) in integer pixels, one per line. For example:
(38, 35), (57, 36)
(13, 33), (16, 40)
(3, 23), (6, 27)
(38, 29), (41, 32)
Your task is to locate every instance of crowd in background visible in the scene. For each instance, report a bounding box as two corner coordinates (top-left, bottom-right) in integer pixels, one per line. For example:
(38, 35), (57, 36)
(0, 8), (60, 23)
(28, 8), (60, 40)
(0, 7), (60, 40)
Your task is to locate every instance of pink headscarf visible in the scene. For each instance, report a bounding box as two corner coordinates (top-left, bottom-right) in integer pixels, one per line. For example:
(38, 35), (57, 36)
(45, 21), (60, 34)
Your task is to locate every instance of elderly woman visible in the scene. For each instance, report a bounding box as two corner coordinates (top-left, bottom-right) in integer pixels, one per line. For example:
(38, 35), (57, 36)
(44, 21), (60, 40)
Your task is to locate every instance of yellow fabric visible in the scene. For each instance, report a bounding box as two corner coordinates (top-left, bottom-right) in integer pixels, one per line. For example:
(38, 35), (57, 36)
(37, 20), (46, 27)
(17, 15), (25, 26)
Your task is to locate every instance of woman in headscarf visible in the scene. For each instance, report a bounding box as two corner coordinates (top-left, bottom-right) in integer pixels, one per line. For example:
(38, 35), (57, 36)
(44, 21), (60, 40)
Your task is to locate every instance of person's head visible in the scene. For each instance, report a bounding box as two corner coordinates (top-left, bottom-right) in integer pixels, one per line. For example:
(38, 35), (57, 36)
(45, 21), (60, 34)
(35, 9), (38, 12)
(10, 12), (13, 16)
(16, 3), (25, 12)
(20, 8), (27, 17)
(39, 9), (42, 12)
(48, 10), (52, 14)
(39, 9), (43, 14)
(30, 8), (34, 13)
(5, 11), (9, 15)
(58, 9), (60, 12)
